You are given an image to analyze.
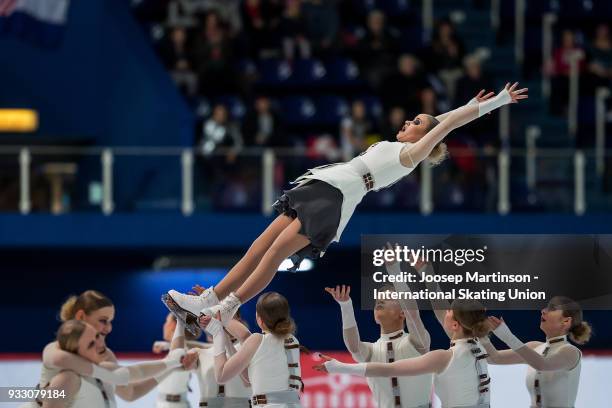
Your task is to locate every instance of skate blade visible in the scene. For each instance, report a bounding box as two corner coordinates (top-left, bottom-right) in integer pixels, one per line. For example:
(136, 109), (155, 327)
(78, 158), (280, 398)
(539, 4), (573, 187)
(161, 293), (201, 336)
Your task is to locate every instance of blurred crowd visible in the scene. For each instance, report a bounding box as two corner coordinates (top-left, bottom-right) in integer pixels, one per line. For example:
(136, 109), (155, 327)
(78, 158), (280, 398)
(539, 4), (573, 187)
(546, 24), (612, 118)
(133, 0), (500, 210)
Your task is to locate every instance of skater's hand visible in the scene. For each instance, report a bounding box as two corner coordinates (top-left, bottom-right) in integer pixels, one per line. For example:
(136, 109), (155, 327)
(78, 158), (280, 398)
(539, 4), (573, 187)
(181, 350), (199, 369)
(152, 341), (169, 354)
(503, 82), (528, 103)
(488, 316), (504, 331)
(312, 353), (334, 373)
(474, 89), (495, 103)
(383, 242), (399, 268)
(199, 314), (212, 329)
(189, 284), (205, 296)
(199, 312), (222, 334)
(324, 285), (351, 303)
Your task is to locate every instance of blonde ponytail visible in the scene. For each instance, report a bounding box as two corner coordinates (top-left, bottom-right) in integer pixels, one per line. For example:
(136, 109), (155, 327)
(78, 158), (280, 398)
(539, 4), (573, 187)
(569, 321), (592, 345)
(59, 290), (113, 322)
(428, 142), (448, 166)
(59, 296), (79, 322)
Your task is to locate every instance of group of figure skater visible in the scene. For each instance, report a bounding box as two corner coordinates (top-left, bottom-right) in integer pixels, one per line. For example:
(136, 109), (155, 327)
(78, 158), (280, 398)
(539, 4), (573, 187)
(28, 82), (593, 407)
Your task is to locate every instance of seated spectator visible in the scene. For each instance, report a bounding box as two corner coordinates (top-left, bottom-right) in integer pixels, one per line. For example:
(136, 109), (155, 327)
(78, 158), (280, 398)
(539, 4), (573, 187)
(200, 104), (243, 163)
(357, 9), (400, 89)
(379, 54), (431, 116)
(157, 26), (198, 97)
(193, 12), (238, 97)
(421, 19), (465, 100)
(306, 134), (340, 162)
(242, 96), (284, 147)
(380, 106), (406, 142)
(454, 54), (495, 137)
(587, 23), (612, 89)
(197, 0), (243, 36)
(548, 29), (586, 115)
(279, 0), (311, 60)
(420, 88), (439, 116)
(339, 100), (371, 160)
(241, 0), (284, 58)
(454, 54), (492, 106)
(302, 0), (339, 57)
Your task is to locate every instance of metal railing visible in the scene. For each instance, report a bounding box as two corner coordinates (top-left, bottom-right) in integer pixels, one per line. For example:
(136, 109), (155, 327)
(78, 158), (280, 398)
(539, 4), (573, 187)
(568, 50), (585, 138)
(596, 87), (611, 176)
(541, 13), (557, 100)
(514, 0), (526, 67)
(1, 144), (610, 217)
(422, 0), (434, 43)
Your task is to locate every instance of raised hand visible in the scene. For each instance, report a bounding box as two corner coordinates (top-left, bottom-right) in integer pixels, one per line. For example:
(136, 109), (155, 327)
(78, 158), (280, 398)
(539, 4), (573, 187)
(488, 316), (504, 330)
(324, 285), (351, 303)
(504, 82), (528, 103)
(181, 350), (199, 369)
(312, 353), (334, 373)
(188, 284), (206, 296)
(199, 314), (212, 329)
(475, 89), (495, 102)
(152, 341), (169, 354)
(383, 242), (399, 268)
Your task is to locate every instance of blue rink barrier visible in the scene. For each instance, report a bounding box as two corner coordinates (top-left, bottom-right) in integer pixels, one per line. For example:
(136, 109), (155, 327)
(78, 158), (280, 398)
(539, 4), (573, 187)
(1, 213), (612, 248)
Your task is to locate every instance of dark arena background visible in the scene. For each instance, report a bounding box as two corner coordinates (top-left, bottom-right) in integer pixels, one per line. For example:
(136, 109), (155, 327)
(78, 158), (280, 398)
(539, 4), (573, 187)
(0, 0), (611, 407)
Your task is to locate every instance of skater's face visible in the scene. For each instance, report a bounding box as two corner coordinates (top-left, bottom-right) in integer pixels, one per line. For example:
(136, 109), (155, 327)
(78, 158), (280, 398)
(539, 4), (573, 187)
(163, 313), (177, 342)
(77, 324), (107, 364)
(396, 114), (431, 143)
(540, 306), (572, 337)
(373, 299), (404, 327)
(76, 306), (115, 339)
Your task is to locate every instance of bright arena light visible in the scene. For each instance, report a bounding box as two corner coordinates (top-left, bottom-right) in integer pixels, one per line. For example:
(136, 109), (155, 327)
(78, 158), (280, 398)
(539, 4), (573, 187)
(278, 258), (314, 272)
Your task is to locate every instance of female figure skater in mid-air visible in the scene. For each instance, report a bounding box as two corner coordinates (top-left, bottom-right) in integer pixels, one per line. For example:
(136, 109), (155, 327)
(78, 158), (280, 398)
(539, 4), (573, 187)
(164, 83), (528, 333)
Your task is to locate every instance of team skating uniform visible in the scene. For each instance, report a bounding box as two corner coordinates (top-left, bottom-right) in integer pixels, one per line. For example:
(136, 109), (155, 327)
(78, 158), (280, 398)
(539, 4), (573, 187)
(525, 335), (581, 408)
(273, 141), (416, 269)
(24, 366), (116, 408)
(352, 329), (432, 408)
(434, 338), (490, 408)
(68, 376), (116, 408)
(157, 367), (192, 408)
(197, 345), (251, 408)
(248, 334), (303, 407)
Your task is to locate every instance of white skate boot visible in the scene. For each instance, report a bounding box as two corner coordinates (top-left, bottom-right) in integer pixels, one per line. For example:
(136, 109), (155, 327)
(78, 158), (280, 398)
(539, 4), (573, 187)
(201, 292), (242, 325)
(162, 287), (219, 335)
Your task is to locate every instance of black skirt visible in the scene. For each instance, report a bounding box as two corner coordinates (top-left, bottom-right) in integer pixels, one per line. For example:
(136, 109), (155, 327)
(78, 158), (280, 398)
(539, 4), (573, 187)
(272, 179), (343, 271)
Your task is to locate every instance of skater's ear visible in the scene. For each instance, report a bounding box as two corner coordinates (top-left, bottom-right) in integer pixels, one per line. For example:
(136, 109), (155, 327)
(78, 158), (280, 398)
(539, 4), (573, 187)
(74, 309), (86, 321)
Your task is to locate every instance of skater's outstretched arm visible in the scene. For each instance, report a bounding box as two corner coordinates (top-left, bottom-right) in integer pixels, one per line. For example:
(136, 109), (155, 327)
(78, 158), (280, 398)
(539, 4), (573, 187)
(415, 262), (454, 339)
(435, 89), (495, 122)
(105, 349), (174, 402)
(489, 317), (580, 371)
(43, 341), (196, 386)
(224, 318), (252, 344)
(314, 349), (451, 377)
(478, 335), (541, 365)
(325, 285), (373, 362)
(222, 319), (252, 385)
(401, 83), (527, 167)
(170, 319), (186, 350)
(383, 244), (431, 354)
(201, 314), (261, 384)
(153, 340), (211, 354)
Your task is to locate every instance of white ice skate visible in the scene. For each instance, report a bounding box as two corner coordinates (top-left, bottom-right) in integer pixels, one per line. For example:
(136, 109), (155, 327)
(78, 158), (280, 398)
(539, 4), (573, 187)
(162, 288), (219, 335)
(201, 292), (241, 325)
